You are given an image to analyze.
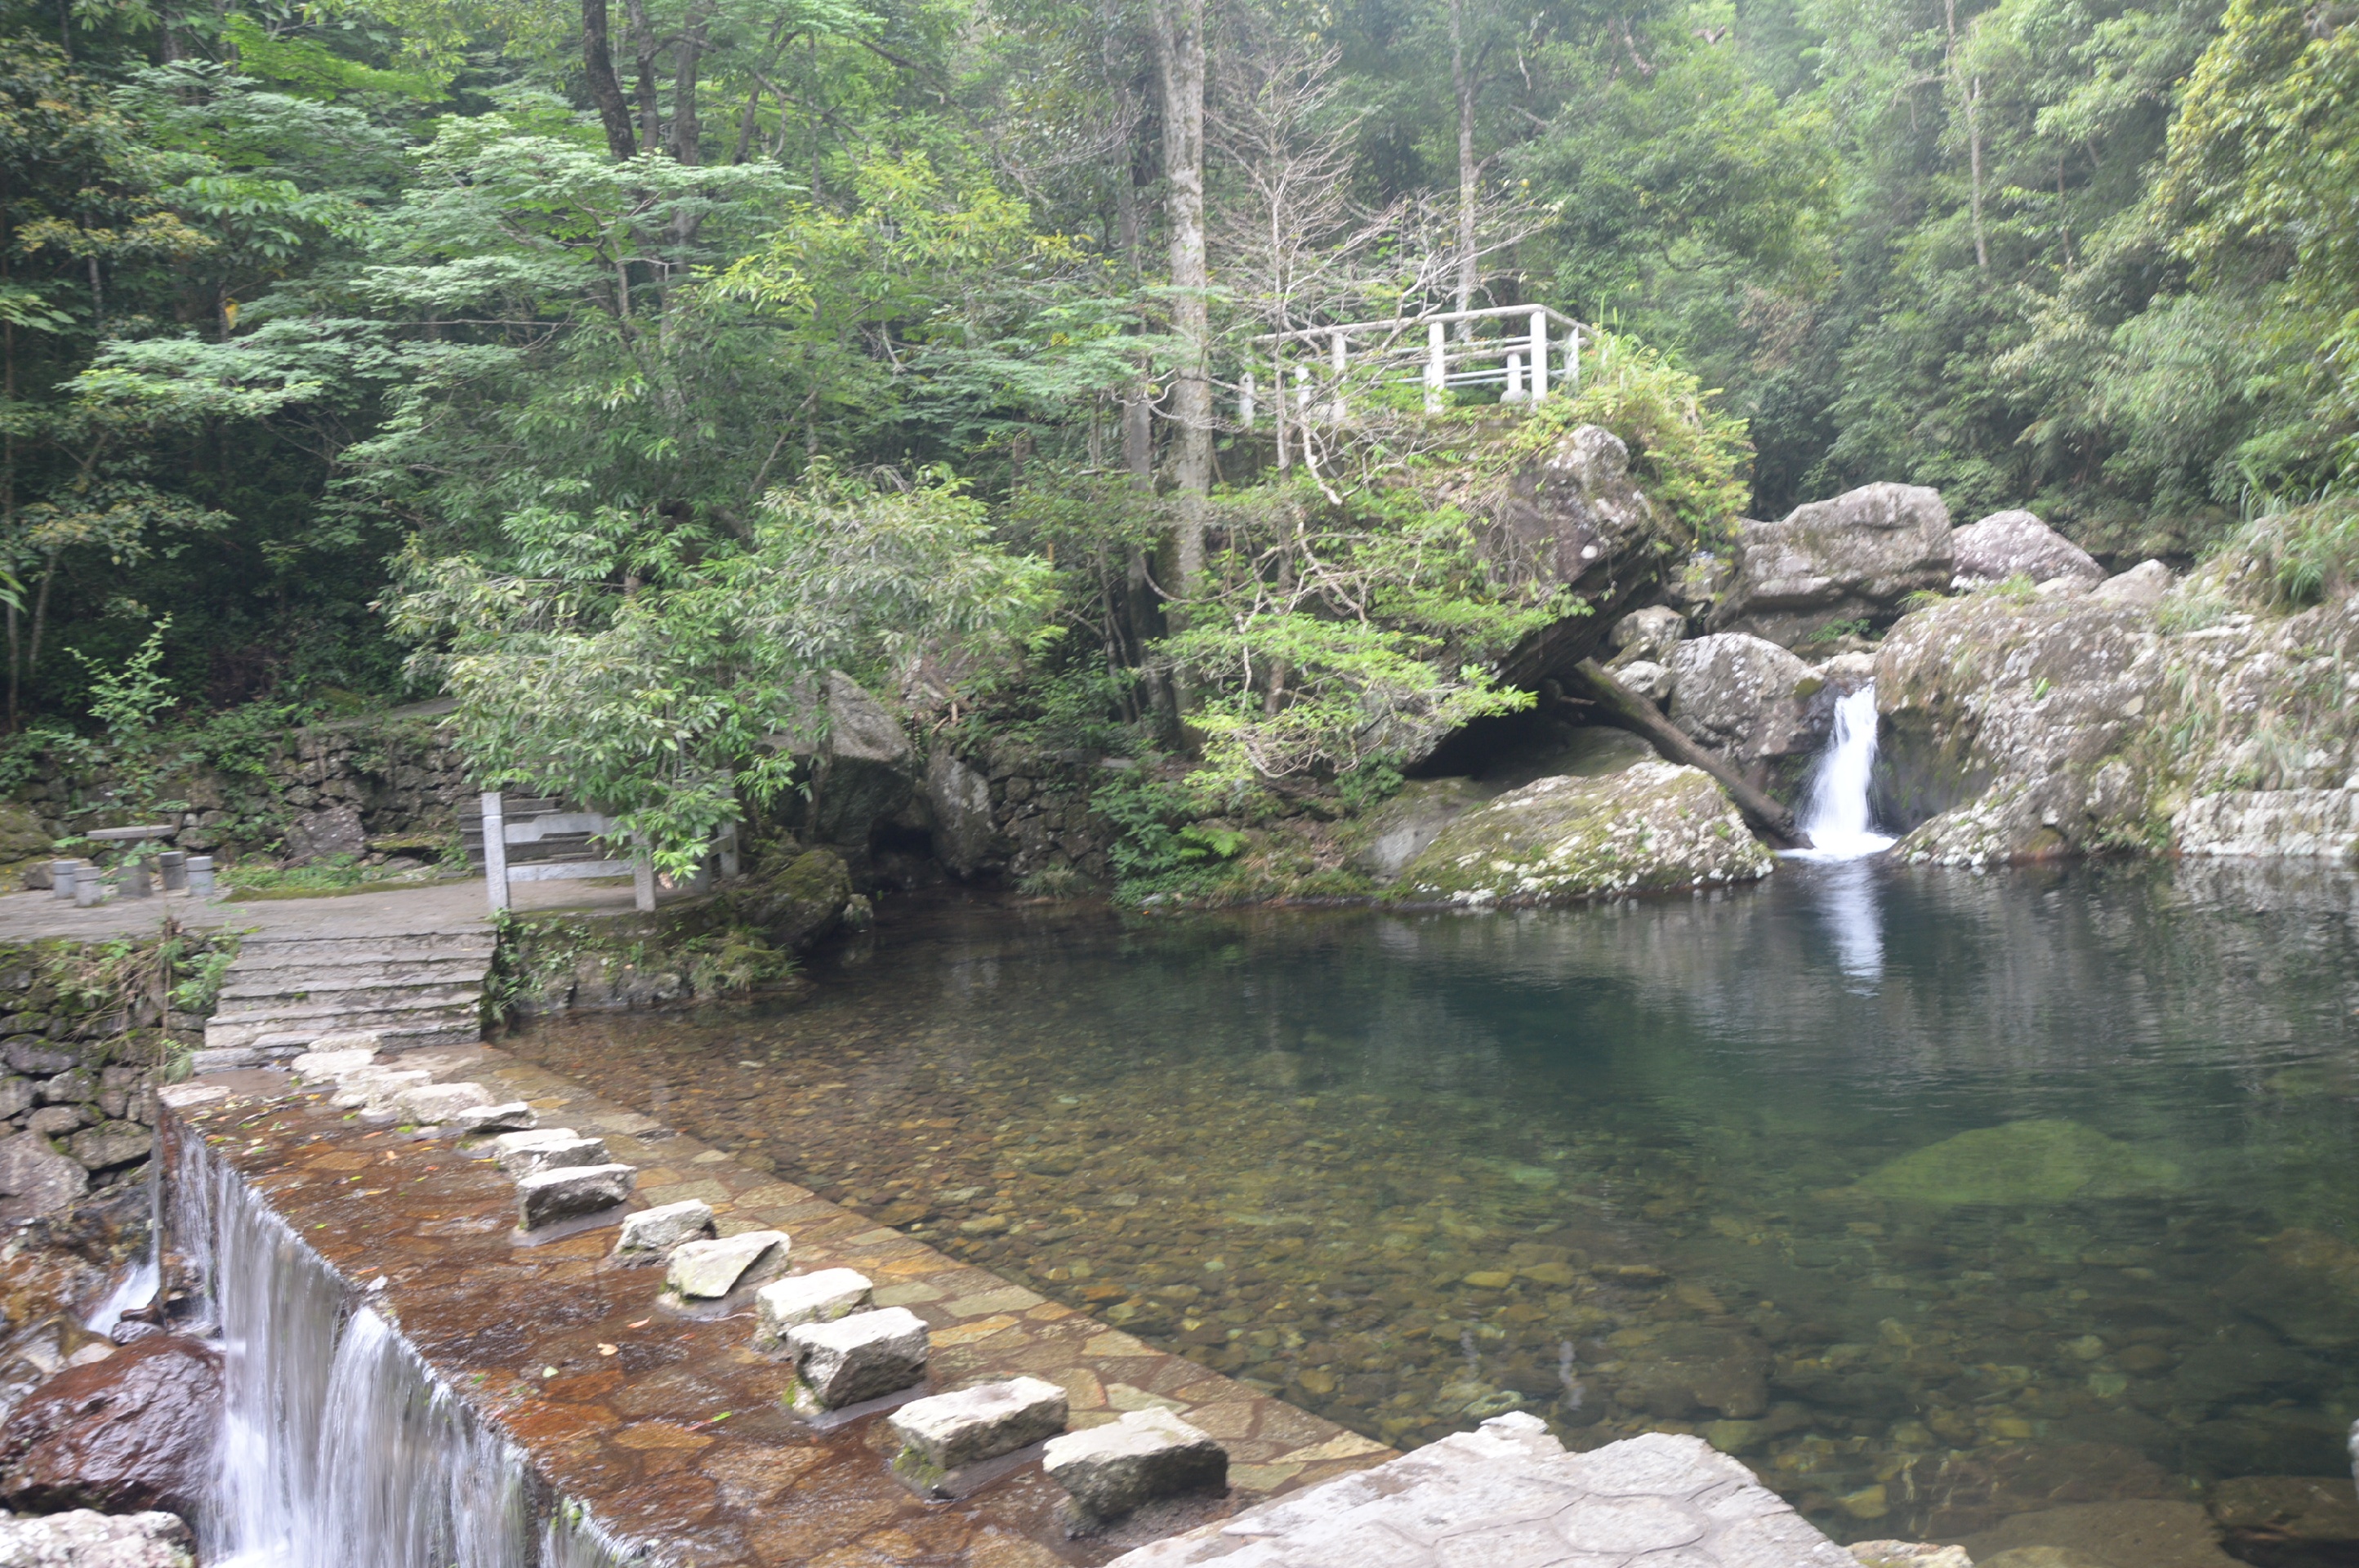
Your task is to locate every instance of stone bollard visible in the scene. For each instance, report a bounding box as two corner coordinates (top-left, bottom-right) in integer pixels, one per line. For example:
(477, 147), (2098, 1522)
(114, 859), (152, 899)
(185, 856), (216, 898)
(47, 862), (78, 901)
(157, 850), (188, 893)
(74, 870), (103, 907)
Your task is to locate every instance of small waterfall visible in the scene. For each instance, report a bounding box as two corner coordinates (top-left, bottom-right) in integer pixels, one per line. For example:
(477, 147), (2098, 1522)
(85, 1160), (163, 1337)
(168, 1125), (635, 1568)
(1791, 683), (1895, 860)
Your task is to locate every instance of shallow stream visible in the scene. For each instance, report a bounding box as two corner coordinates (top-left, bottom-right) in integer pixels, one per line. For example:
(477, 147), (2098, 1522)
(508, 860), (2359, 1544)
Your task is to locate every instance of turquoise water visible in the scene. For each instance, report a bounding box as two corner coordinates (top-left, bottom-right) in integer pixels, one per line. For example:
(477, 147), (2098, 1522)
(510, 858), (2359, 1544)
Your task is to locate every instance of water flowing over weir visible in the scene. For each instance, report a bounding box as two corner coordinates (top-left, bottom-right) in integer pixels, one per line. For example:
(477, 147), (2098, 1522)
(165, 1123), (636, 1568)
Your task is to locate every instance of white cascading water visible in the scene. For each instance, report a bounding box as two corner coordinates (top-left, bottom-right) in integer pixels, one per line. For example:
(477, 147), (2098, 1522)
(168, 1125), (635, 1568)
(1790, 683), (1896, 860)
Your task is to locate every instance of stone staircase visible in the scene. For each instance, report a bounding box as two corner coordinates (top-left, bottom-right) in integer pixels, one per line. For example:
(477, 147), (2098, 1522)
(200, 930), (494, 1062)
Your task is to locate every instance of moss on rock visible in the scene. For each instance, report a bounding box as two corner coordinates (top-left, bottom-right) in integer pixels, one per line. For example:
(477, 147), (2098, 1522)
(1858, 1120), (2182, 1207)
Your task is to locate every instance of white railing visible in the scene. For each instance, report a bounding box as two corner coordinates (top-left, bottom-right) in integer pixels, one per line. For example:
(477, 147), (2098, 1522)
(1242, 305), (1585, 464)
(472, 791), (739, 915)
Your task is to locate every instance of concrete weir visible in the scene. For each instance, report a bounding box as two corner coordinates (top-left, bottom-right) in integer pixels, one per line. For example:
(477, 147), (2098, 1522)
(160, 1048), (1398, 1565)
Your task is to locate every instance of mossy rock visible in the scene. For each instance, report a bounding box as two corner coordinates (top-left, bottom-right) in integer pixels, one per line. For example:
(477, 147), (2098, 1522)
(724, 846), (854, 951)
(1859, 1120), (2182, 1207)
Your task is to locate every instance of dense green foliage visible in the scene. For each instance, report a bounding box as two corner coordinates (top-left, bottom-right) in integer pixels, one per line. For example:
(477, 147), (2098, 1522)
(0, 0), (2348, 858)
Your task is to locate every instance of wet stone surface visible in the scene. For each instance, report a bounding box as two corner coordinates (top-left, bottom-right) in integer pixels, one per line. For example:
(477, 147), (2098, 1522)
(173, 1049), (1393, 1566)
(501, 869), (2359, 1552)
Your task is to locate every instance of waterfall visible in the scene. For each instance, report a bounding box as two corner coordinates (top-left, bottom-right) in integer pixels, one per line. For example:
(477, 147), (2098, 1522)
(1790, 683), (1894, 860)
(167, 1125), (636, 1568)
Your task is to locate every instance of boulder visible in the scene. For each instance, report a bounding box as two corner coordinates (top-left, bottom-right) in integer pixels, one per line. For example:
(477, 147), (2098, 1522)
(1393, 762), (1775, 905)
(786, 1307), (930, 1409)
(0, 1134), (87, 1225)
(662, 1230), (787, 1300)
(1350, 778), (1492, 884)
(1042, 1406), (1227, 1521)
(0, 1509), (193, 1567)
(2092, 560), (2172, 606)
(0, 805), (53, 863)
(752, 1268), (874, 1349)
(1857, 1120), (2181, 1207)
(1715, 483), (1952, 648)
(2208, 1476), (2359, 1565)
(282, 802), (364, 865)
(890, 1376), (1068, 1482)
(0, 1335), (220, 1517)
(804, 671), (917, 854)
(1616, 660), (1674, 705)
(613, 1200), (716, 1266)
(1667, 633), (1833, 795)
(1612, 1324), (1768, 1419)
(1961, 1500), (2241, 1568)
(1608, 605), (1688, 666)
(513, 1163), (635, 1230)
(1950, 510), (2103, 588)
(730, 847), (854, 951)
(925, 747), (1000, 879)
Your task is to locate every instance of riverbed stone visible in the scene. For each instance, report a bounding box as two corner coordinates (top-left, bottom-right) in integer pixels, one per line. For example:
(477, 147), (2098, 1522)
(0, 1509), (193, 1567)
(1961, 1499), (2241, 1568)
(0, 1335), (220, 1517)
(390, 1081), (490, 1124)
(891, 1376), (1069, 1481)
(754, 1267), (874, 1348)
(1859, 1119), (2181, 1207)
(1392, 760), (1774, 904)
(613, 1199), (715, 1265)
(1044, 1406), (1228, 1524)
(786, 1306), (930, 1409)
(493, 1130), (609, 1179)
(664, 1229), (788, 1299)
(514, 1162), (635, 1230)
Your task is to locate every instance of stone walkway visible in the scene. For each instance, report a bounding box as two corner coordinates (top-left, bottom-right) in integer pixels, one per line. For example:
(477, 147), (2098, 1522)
(0, 871), (642, 946)
(171, 1045), (1398, 1565)
(1113, 1414), (1855, 1568)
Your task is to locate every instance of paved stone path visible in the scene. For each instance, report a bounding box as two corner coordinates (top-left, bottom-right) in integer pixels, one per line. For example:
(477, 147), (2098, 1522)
(0, 870), (640, 946)
(1113, 1414), (1856, 1568)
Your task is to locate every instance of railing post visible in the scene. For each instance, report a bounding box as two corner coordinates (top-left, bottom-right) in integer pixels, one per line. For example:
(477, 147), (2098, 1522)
(631, 833), (657, 913)
(1529, 310), (1549, 402)
(1239, 370), (1255, 430)
(1567, 325), (1581, 393)
(717, 820), (740, 879)
(1327, 330), (1348, 421)
(1504, 351), (1525, 403)
(1425, 322), (1446, 413)
(481, 790), (510, 914)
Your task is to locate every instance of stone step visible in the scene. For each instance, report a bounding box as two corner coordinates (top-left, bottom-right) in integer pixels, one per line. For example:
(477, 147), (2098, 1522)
(207, 987), (480, 1028)
(232, 934), (494, 966)
(216, 969), (488, 1003)
(203, 997), (481, 1050)
(204, 1010), (481, 1052)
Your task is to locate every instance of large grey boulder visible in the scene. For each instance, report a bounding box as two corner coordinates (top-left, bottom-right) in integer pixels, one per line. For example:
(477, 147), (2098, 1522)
(1608, 605), (1687, 666)
(1349, 778), (1492, 884)
(1715, 483), (1952, 648)
(1667, 633), (1835, 796)
(805, 672), (918, 854)
(0, 1133), (87, 1224)
(0, 1509), (193, 1567)
(925, 746), (1000, 878)
(1483, 426), (1673, 691)
(1950, 510), (2103, 588)
(1392, 760), (1775, 905)
(1043, 1407), (1228, 1523)
(2092, 559), (2173, 607)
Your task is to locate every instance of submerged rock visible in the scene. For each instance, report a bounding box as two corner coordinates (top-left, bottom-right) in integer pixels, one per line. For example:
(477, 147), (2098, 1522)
(0, 1509), (193, 1567)
(1393, 760), (1774, 904)
(0, 1335), (220, 1517)
(1857, 1120), (2181, 1207)
(1714, 483), (1953, 648)
(1961, 1499), (2241, 1568)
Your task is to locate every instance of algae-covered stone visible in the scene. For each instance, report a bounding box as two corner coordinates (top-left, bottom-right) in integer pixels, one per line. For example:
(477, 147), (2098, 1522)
(1859, 1120), (2180, 1207)
(1392, 760), (1773, 904)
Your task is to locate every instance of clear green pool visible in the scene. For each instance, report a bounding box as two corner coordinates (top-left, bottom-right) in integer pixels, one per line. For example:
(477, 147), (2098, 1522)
(509, 858), (2359, 1545)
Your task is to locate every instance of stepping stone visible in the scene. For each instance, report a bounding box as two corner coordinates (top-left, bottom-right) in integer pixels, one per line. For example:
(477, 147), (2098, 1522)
(664, 1230), (787, 1299)
(515, 1163), (635, 1230)
(391, 1082), (489, 1123)
(493, 1131), (609, 1179)
(1044, 1408), (1226, 1523)
(891, 1377), (1068, 1486)
(613, 1200), (716, 1265)
(332, 1070), (429, 1111)
(787, 1307), (929, 1410)
(752, 1268), (873, 1348)
(451, 1102), (535, 1134)
(291, 1047), (377, 1082)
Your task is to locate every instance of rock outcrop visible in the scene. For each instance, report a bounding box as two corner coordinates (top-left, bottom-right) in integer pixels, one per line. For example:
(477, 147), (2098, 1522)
(1392, 760), (1774, 903)
(1949, 510), (2103, 589)
(1666, 635), (1834, 800)
(1488, 426), (1679, 687)
(0, 1508), (193, 1567)
(0, 1335), (221, 1517)
(1712, 483), (1953, 648)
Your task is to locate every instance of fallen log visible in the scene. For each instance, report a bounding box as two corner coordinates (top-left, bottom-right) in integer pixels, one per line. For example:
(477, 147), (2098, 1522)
(1559, 658), (1812, 851)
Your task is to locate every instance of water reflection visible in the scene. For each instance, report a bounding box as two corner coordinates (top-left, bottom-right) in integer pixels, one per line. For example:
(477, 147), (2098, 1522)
(1805, 858), (1885, 988)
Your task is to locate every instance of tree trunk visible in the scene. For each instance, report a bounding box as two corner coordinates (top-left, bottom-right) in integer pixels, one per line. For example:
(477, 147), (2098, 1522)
(582, 0), (639, 159)
(1115, 131), (1153, 492)
(1450, 0), (1479, 329)
(1148, 0), (1209, 607)
(1966, 73), (1988, 270)
(624, 0), (662, 155)
(1564, 660), (1810, 849)
(671, 0), (712, 164)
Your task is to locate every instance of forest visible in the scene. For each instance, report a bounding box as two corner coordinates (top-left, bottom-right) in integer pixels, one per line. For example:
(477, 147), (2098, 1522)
(0, 0), (2351, 865)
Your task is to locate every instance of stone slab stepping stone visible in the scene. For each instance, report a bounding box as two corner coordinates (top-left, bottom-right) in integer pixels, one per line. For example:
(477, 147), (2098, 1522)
(332, 1069), (429, 1112)
(290, 1047), (377, 1082)
(450, 1101), (536, 1134)
(492, 1131), (609, 1179)
(515, 1163), (635, 1230)
(890, 1376), (1069, 1492)
(392, 1082), (489, 1123)
(787, 1306), (929, 1410)
(1045, 1407), (1227, 1526)
(664, 1229), (788, 1300)
(613, 1200), (715, 1265)
(752, 1267), (872, 1348)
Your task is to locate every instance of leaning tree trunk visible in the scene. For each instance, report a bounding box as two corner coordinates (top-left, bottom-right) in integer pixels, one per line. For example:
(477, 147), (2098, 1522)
(1566, 659), (1810, 849)
(582, 0), (638, 158)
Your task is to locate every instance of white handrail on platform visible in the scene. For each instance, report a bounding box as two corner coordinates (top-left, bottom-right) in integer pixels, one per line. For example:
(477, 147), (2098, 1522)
(1246, 305), (1586, 448)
